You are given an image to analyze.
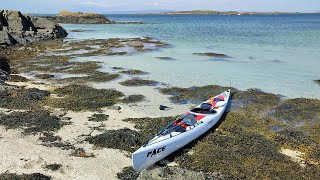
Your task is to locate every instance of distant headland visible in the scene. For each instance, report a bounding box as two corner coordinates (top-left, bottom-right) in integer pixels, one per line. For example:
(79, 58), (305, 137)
(147, 10), (320, 15)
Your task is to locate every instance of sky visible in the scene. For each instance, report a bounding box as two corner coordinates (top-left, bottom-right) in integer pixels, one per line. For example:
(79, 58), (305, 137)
(1, 0), (319, 14)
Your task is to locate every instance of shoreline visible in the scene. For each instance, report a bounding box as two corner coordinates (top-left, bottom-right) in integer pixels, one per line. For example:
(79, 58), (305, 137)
(1, 25), (320, 179)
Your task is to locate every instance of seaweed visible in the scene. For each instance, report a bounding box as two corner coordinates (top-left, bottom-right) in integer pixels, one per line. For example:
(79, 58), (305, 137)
(86, 128), (141, 152)
(155, 57), (176, 61)
(71, 148), (95, 158)
(117, 166), (140, 180)
(193, 52), (228, 57)
(119, 69), (147, 75)
(123, 116), (176, 143)
(35, 74), (54, 79)
(0, 110), (61, 134)
(0, 173), (51, 180)
(8, 74), (29, 82)
(119, 78), (158, 86)
(273, 98), (320, 126)
(60, 72), (120, 83)
(44, 163), (62, 171)
(88, 114), (109, 122)
(159, 85), (236, 104)
(0, 86), (50, 109)
(233, 88), (281, 113)
(47, 84), (123, 111)
(121, 94), (145, 104)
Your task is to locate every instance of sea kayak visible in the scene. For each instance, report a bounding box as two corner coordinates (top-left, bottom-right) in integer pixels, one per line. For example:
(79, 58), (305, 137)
(132, 89), (231, 172)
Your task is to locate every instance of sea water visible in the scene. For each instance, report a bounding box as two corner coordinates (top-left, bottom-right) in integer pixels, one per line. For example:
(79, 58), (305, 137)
(62, 14), (320, 99)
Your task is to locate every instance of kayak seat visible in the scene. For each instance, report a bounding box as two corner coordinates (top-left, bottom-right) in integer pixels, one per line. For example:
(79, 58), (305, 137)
(190, 103), (217, 114)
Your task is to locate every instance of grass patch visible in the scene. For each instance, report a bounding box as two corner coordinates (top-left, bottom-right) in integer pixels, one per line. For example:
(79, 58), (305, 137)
(121, 94), (145, 104)
(0, 110), (61, 134)
(0, 173), (51, 180)
(88, 114), (109, 122)
(0, 86), (50, 110)
(119, 78), (158, 86)
(47, 84), (123, 111)
(86, 128), (141, 152)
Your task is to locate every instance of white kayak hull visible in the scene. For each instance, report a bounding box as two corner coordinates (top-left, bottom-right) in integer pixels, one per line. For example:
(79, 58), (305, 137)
(132, 89), (231, 172)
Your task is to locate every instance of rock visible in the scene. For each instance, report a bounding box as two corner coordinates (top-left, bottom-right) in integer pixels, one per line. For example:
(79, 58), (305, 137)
(0, 10), (68, 47)
(314, 80), (320, 85)
(0, 57), (9, 83)
(54, 10), (115, 24)
(193, 52), (228, 57)
(137, 166), (223, 180)
(127, 41), (144, 48)
(109, 105), (121, 111)
(51, 109), (67, 117)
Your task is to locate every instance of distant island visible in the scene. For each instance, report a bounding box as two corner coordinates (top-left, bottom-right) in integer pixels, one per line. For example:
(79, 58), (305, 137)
(148, 10), (320, 15)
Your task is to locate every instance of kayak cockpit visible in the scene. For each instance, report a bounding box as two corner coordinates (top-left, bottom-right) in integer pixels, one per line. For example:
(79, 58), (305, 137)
(144, 114), (205, 146)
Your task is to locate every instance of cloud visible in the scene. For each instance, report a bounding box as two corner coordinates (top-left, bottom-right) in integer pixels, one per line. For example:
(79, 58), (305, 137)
(80, 1), (110, 7)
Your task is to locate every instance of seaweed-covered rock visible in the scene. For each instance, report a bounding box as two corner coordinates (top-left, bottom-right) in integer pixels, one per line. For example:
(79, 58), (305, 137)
(120, 78), (158, 87)
(233, 88), (281, 113)
(0, 86), (50, 109)
(47, 84), (123, 111)
(193, 52), (228, 57)
(44, 163), (62, 171)
(127, 41), (144, 48)
(0, 56), (9, 82)
(0, 110), (61, 134)
(273, 98), (320, 126)
(88, 114), (109, 122)
(117, 166), (140, 180)
(121, 94), (145, 104)
(120, 69), (147, 75)
(0, 173), (51, 180)
(35, 74), (54, 79)
(87, 128), (141, 152)
(137, 166), (225, 180)
(8, 74), (29, 82)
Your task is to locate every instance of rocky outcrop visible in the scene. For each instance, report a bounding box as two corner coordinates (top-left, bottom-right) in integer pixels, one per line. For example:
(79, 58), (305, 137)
(54, 10), (115, 24)
(0, 57), (9, 83)
(0, 10), (68, 47)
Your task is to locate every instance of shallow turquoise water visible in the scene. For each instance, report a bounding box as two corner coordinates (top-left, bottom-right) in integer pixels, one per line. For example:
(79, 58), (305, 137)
(62, 14), (320, 98)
